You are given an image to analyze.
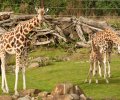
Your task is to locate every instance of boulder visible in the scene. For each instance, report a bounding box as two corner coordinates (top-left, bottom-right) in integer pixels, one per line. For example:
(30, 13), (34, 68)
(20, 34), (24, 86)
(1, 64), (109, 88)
(29, 62), (39, 68)
(38, 91), (50, 97)
(17, 95), (31, 100)
(19, 89), (41, 97)
(51, 83), (85, 96)
(42, 94), (80, 100)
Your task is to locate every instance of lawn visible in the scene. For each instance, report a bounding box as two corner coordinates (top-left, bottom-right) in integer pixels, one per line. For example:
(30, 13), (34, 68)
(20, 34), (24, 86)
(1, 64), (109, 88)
(0, 47), (120, 100)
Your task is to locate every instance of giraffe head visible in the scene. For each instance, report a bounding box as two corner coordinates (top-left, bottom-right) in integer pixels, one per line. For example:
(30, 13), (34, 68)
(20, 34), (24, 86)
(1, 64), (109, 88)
(35, 7), (45, 20)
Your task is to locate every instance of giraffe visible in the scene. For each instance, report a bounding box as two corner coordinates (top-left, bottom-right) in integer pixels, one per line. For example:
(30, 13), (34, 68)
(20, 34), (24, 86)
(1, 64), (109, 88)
(85, 33), (104, 84)
(0, 7), (44, 95)
(91, 28), (120, 83)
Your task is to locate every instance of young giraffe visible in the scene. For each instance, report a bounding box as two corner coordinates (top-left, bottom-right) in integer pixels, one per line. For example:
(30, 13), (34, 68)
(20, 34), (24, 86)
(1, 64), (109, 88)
(85, 34), (104, 84)
(0, 8), (44, 95)
(92, 28), (120, 82)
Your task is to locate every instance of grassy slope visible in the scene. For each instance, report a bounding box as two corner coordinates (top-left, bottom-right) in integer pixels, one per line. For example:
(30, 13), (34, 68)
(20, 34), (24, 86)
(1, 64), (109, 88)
(0, 47), (120, 99)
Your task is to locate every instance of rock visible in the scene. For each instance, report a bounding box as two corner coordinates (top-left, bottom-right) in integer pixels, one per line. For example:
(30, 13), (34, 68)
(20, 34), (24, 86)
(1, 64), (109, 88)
(51, 83), (85, 96)
(31, 57), (42, 62)
(29, 62), (39, 68)
(18, 95), (31, 100)
(38, 91), (50, 97)
(0, 95), (12, 100)
(19, 89), (41, 97)
(42, 94), (80, 100)
(30, 57), (51, 67)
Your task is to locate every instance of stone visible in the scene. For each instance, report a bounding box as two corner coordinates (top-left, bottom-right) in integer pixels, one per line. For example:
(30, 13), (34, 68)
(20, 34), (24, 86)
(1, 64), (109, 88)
(18, 95), (31, 100)
(29, 62), (39, 68)
(0, 95), (12, 100)
(51, 83), (85, 96)
(42, 94), (80, 100)
(19, 89), (41, 97)
(38, 91), (50, 97)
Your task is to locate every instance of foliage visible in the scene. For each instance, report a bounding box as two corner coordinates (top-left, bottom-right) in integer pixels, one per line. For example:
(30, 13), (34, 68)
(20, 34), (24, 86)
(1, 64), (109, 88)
(0, 0), (120, 16)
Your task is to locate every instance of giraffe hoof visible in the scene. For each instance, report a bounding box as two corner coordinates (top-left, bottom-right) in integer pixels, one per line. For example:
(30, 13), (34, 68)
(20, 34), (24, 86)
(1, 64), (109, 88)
(84, 79), (88, 83)
(108, 74), (111, 78)
(89, 80), (92, 84)
(5, 88), (9, 93)
(2, 88), (8, 93)
(15, 91), (19, 96)
(96, 80), (98, 84)
(106, 80), (109, 84)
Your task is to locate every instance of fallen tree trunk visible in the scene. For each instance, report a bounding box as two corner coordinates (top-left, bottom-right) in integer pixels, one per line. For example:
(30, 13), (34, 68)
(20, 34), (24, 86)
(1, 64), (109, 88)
(35, 40), (53, 45)
(0, 12), (13, 21)
(78, 16), (109, 29)
(75, 42), (90, 48)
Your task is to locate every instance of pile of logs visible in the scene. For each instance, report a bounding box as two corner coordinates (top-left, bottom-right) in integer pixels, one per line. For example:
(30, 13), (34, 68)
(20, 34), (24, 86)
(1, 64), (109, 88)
(0, 12), (116, 48)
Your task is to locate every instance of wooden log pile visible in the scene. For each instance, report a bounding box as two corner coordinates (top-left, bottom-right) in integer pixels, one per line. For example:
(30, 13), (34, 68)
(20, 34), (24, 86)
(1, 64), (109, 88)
(0, 12), (115, 48)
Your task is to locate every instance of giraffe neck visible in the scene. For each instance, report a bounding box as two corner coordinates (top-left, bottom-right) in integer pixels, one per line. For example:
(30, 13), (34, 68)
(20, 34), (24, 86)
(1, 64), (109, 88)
(15, 15), (42, 35)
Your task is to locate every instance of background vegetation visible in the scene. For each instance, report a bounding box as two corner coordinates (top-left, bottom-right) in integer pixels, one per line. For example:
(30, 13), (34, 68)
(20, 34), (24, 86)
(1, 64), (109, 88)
(0, 0), (120, 16)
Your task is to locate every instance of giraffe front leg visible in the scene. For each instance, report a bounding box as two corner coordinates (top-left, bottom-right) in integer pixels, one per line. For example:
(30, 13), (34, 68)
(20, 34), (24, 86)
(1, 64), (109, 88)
(14, 55), (20, 96)
(1, 55), (9, 93)
(103, 52), (109, 83)
(107, 53), (111, 78)
(98, 62), (102, 77)
(22, 67), (26, 90)
(103, 52), (107, 79)
(89, 61), (94, 84)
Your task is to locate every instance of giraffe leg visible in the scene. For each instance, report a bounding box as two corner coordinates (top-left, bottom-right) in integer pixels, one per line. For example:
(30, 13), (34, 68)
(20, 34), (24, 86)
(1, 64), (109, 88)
(14, 54), (20, 95)
(22, 51), (28, 90)
(98, 61), (102, 77)
(103, 52), (109, 83)
(89, 61), (94, 84)
(22, 66), (26, 90)
(103, 52), (107, 79)
(93, 63), (96, 76)
(85, 61), (93, 83)
(107, 52), (111, 78)
(1, 54), (9, 93)
(94, 61), (98, 84)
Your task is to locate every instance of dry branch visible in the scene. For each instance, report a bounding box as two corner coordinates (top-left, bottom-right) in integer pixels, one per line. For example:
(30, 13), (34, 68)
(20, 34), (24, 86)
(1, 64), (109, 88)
(35, 40), (53, 45)
(75, 24), (86, 42)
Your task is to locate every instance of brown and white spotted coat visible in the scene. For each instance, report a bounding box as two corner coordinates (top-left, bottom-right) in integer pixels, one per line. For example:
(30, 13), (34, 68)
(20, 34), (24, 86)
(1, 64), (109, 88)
(85, 36), (104, 84)
(0, 8), (44, 95)
(91, 28), (120, 83)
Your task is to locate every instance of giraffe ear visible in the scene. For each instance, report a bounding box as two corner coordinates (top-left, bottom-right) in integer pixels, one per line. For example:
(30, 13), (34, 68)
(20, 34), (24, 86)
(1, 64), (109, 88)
(45, 8), (49, 13)
(35, 7), (39, 12)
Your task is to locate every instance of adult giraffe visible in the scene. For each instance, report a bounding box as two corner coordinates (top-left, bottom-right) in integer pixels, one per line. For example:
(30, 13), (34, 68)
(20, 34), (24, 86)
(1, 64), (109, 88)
(0, 7), (44, 95)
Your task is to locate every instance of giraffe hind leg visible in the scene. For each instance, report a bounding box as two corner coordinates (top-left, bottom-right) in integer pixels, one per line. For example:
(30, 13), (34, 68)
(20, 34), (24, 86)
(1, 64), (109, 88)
(84, 61), (93, 84)
(14, 54), (20, 96)
(94, 61), (98, 84)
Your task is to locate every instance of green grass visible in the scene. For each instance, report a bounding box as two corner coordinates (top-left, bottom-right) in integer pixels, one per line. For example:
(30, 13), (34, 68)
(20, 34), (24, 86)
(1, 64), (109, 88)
(1, 48), (120, 100)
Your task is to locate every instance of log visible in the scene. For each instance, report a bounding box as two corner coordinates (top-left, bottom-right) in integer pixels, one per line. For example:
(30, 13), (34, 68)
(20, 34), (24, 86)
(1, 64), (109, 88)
(0, 12), (13, 21)
(78, 16), (109, 29)
(75, 42), (90, 48)
(12, 14), (35, 21)
(35, 40), (53, 45)
(75, 24), (86, 42)
(52, 33), (67, 42)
